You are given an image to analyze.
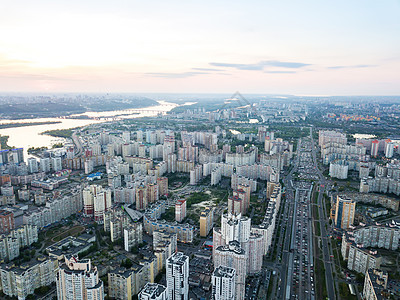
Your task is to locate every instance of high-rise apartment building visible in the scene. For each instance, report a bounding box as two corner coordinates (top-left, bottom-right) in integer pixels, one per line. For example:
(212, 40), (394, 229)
(0, 210), (14, 234)
(57, 256), (104, 300)
(199, 207), (213, 237)
(10, 148), (24, 164)
(40, 157), (51, 173)
(0, 224), (38, 261)
(318, 130), (347, 147)
(371, 140), (379, 157)
(135, 185), (148, 210)
(124, 223), (143, 252)
(363, 269), (388, 300)
(83, 185), (112, 222)
(52, 156), (62, 172)
(214, 241), (247, 300)
(212, 265), (236, 300)
(341, 233), (382, 275)
(175, 199), (186, 222)
(166, 252), (189, 300)
(1, 256), (58, 299)
(212, 212), (265, 299)
(329, 160), (349, 179)
(352, 225), (400, 250)
(27, 157), (38, 173)
(157, 177), (168, 196)
(108, 268), (133, 300)
(385, 139), (394, 158)
(334, 195), (356, 229)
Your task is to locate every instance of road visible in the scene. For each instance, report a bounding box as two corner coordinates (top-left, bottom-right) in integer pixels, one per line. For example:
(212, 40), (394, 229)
(276, 138), (303, 300)
(72, 131), (83, 157)
(310, 127), (336, 300)
(281, 137), (315, 300)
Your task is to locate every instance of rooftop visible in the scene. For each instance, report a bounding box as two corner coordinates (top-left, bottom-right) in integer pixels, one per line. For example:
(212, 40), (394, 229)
(140, 283), (167, 297)
(213, 265), (235, 278)
(167, 252), (188, 265)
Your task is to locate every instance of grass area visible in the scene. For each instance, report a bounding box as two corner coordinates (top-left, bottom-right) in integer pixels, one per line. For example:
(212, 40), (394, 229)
(161, 207), (175, 222)
(323, 193), (331, 213)
(52, 225), (85, 242)
(41, 128), (74, 138)
(186, 192), (210, 208)
(314, 191), (319, 204)
(315, 258), (328, 299)
(167, 172), (190, 187)
(270, 125), (310, 139)
(315, 221), (321, 237)
(45, 225), (85, 244)
(28, 146), (48, 153)
(339, 282), (356, 299)
(266, 274), (274, 299)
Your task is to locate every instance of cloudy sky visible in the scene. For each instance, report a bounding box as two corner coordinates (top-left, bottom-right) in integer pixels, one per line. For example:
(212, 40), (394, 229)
(0, 0), (399, 95)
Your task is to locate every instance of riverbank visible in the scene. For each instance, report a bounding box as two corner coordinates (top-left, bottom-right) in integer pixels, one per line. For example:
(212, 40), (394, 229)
(0, 95), (158, 119)
(0, 135), (12, 149)
(41, 129), (75, 139)
(0, 100), (182, 159)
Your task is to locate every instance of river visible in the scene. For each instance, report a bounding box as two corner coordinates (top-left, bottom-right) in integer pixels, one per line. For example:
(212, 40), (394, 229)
(0, 101), (180, 158)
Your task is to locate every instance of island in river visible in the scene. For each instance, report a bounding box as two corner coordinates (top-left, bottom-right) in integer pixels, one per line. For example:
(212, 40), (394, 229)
(0, 121), (61, 129)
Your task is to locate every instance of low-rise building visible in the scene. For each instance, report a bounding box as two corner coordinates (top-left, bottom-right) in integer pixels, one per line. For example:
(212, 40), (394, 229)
(46, 233), (96, 261)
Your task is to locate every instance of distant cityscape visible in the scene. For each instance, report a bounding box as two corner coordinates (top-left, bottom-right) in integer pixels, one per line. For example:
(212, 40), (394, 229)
(1, 94), (400, 300)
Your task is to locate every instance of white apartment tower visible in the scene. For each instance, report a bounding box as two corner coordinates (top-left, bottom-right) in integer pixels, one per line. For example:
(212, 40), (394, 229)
(166, 252), (189, 300)
(385, 140), (394, 158)
(40, 157), (51, 173)
(52, 156), (62, 172)
(212, 266), (236, 300)
(27, 157), (38, 173)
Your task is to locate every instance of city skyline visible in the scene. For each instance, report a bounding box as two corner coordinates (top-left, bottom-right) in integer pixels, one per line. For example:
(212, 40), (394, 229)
(0, 0), (399, 95)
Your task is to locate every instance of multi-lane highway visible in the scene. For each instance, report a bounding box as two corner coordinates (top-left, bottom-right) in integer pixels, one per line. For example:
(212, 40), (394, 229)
(275, 128), (337, 300)
(276, 139), (301, 300)
(310, 128), (336, 300)
(282, 137), (315, 300)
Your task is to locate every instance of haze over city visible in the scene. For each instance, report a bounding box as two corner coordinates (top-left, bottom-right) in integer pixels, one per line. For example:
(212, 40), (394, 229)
(1, 0), (399, 94)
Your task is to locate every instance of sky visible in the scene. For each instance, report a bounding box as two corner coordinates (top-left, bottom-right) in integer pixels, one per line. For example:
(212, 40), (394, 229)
(0, 0), (399, 95)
